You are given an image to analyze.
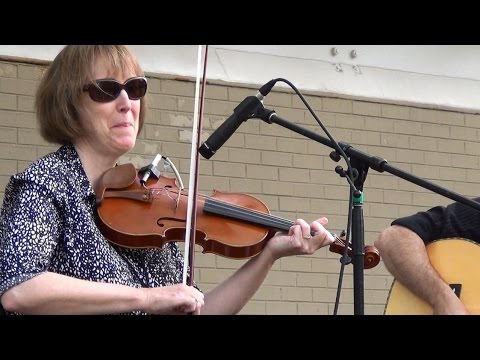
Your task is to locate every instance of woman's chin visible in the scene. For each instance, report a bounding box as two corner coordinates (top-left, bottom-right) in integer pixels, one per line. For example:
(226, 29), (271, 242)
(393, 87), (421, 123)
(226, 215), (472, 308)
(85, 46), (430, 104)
(114, 139), (136, 155)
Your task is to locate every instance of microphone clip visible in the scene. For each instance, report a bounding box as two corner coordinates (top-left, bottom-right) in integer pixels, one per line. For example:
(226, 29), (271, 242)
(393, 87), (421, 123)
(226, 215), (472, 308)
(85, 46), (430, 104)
(139, 154), (162, 185)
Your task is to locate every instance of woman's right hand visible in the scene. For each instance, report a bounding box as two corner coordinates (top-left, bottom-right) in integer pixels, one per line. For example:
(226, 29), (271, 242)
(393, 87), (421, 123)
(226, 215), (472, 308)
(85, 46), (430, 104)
(141, 283), (204, 315)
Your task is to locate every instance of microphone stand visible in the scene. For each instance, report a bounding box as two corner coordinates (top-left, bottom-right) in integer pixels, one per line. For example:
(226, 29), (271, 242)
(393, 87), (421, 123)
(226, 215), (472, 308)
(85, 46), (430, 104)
(255, 106), (480, 315)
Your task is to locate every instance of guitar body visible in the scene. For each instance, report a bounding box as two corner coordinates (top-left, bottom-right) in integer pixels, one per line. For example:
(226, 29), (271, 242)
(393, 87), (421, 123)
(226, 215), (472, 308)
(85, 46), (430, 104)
(384, 238), (480, 315)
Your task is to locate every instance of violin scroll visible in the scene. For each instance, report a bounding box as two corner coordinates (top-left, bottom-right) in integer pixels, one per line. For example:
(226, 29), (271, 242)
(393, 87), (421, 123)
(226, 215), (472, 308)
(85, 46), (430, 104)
(329, 232), (380, 269)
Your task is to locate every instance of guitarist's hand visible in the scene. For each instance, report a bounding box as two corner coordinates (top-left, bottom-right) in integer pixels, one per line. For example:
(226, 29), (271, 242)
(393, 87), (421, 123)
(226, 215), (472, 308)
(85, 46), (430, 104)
(433, 293), (469, 315)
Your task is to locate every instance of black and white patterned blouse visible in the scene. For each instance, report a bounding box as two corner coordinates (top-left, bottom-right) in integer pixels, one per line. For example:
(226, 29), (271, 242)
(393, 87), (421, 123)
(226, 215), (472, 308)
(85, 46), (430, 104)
(0, 144), (189, 315)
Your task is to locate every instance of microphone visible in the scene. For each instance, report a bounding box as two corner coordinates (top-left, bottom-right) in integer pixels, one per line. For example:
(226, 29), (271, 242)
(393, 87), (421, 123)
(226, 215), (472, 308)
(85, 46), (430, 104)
(198, 79), (278, 160)
(139, 154), (162, 184)
(198, 93), (263, 159)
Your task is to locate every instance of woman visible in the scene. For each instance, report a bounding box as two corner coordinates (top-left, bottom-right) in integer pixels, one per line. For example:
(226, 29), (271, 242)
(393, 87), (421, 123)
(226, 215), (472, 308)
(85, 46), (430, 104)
(0, 45), (335, 315)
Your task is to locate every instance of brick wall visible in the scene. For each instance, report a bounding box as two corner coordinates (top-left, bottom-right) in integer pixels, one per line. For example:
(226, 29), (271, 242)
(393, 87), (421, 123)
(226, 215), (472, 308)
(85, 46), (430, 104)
(2, 59), (479, 314)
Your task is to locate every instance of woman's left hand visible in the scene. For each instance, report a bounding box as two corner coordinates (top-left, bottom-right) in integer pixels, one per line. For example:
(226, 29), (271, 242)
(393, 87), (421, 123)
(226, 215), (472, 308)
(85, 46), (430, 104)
(265, 217), (335, 261)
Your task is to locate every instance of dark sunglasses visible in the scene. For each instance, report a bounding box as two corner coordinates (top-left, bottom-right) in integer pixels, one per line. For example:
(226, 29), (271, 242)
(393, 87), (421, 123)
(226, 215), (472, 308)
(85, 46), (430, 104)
(83, 76), (148, 103)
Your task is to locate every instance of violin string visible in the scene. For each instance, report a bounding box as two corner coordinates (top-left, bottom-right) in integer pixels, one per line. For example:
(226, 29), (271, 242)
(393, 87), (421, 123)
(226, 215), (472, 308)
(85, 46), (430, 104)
(149, 187), (343, 241)
(156, 187), (292, 230)
(201, 196), (342, 240)
(203, 197), (293, 231)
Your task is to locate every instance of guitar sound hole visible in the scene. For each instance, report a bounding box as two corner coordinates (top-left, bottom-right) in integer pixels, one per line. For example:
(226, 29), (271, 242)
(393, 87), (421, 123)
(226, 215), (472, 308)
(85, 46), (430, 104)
(450, 284), (462, 298)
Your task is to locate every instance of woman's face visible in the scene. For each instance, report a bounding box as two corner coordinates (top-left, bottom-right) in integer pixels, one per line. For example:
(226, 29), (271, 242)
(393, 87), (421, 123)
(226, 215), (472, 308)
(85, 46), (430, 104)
(76, 58), (142, 159)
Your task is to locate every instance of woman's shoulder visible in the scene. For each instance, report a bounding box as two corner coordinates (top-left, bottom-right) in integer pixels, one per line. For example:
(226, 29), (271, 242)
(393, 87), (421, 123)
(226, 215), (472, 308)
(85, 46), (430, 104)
(1, 145), (85, 213)
(15, 144), (78, 182)
(6, 145), (85, 198)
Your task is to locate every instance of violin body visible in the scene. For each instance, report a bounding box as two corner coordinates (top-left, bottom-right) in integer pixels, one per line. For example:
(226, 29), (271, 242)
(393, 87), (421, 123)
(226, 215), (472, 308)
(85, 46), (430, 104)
(95, 163), (381, 266)
(95, 163), (275, 259)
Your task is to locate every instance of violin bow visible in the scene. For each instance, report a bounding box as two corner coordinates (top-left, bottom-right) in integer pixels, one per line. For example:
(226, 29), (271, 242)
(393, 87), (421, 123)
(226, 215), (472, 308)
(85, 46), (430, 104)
(182, 45), (209, 286)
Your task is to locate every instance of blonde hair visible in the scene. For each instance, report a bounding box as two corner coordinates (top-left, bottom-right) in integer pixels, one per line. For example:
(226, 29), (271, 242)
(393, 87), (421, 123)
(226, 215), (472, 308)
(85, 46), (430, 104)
(35, 45), (147, 144)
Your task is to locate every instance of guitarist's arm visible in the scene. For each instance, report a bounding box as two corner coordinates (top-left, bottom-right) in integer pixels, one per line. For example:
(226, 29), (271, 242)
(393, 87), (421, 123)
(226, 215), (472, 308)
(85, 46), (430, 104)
(375, 225), (468, 315)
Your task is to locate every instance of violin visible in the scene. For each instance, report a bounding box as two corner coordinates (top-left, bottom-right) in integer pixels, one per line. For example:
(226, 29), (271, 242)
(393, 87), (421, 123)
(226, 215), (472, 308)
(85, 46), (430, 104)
(94, 163), (380, 268)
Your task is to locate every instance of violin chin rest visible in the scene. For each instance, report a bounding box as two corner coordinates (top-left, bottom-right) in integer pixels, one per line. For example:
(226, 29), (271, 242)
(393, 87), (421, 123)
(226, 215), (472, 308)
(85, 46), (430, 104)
(95, 163), (137, 203)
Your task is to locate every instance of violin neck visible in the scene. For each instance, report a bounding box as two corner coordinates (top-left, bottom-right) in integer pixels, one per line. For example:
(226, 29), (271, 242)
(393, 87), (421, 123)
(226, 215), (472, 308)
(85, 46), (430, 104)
(203, 197), (293, 232)
(204, 197), (339, 239)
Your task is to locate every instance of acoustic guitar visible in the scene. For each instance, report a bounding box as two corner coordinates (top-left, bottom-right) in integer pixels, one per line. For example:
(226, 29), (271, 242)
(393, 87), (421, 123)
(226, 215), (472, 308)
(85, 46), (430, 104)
(384, 238), (480, 315)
